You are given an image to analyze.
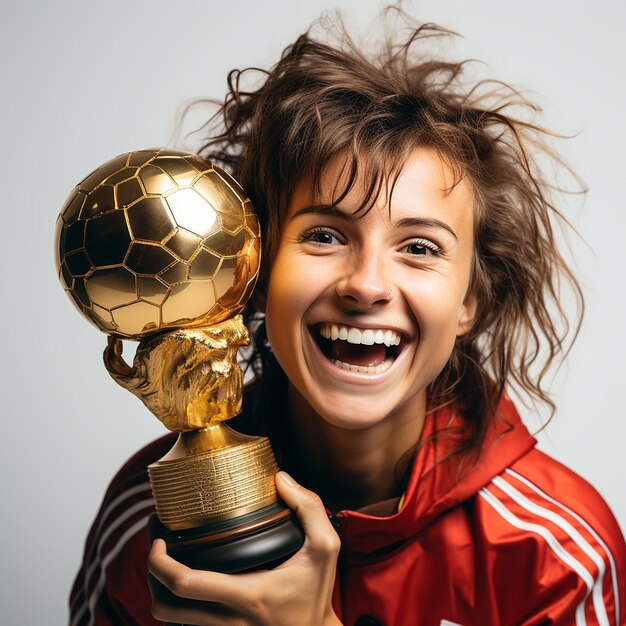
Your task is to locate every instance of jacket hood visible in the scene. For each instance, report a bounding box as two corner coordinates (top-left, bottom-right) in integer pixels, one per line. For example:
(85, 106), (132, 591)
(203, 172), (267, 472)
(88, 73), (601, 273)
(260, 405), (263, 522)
(334, 395), (536, 560)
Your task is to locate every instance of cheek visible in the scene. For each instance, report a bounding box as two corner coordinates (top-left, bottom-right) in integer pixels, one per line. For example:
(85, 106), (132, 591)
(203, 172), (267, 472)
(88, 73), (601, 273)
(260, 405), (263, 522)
(404, 277), (464, 387)
(406, 273), (467, 339)
(264, 253), (316, 351)
(267, 252), (335, 313)
(266, 255), (305, 314)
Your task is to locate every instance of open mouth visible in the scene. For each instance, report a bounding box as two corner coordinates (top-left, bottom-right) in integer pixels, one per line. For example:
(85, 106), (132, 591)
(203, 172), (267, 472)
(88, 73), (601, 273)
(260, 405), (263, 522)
(312, 322), (404, 375)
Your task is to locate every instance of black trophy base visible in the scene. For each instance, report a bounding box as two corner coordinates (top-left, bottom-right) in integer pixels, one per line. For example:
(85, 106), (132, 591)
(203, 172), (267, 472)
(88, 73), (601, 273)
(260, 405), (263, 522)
(151, 502), (305, 573)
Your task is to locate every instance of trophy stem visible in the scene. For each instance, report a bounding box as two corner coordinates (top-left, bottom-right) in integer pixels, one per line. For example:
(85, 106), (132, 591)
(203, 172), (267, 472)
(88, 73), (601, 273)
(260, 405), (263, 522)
(160, 423), (261, 461)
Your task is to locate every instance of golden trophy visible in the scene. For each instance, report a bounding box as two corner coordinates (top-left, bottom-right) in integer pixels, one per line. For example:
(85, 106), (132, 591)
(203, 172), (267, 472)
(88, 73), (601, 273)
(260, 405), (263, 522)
(54, 148), (303, 572)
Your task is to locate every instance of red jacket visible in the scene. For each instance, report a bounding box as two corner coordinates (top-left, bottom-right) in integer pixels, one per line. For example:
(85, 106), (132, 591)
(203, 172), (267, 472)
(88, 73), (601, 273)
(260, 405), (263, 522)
(69, 396), (626, 625)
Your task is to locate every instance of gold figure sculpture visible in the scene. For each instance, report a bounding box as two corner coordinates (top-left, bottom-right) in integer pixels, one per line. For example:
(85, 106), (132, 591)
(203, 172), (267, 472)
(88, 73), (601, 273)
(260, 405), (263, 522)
(55, 148), (302, 570)
(104, 319), (250, 431)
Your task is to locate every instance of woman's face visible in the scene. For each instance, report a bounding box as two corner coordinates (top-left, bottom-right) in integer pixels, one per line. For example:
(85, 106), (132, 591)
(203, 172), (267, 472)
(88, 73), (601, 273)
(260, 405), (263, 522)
(262, 148), (476, 430)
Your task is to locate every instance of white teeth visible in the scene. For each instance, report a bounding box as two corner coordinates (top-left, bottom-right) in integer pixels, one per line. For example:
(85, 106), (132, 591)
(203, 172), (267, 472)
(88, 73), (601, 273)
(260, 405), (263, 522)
(331, 357), (394, 375)
(361, 329), (375, 345)
(347, 327), (361, 344)
(319, 323), (402, 347)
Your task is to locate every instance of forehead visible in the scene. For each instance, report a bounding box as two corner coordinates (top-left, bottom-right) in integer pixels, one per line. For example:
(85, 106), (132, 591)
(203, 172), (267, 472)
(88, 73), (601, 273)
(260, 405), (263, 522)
(288, 147), (475, 227)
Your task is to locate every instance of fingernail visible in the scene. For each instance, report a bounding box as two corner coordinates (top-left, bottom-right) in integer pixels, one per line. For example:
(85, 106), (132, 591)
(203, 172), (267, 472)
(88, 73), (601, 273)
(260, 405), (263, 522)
(277, 470), (295, 486)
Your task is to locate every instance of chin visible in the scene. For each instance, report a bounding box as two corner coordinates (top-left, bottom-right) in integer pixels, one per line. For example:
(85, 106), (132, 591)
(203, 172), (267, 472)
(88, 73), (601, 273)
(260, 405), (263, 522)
(300, 388), (400, 431)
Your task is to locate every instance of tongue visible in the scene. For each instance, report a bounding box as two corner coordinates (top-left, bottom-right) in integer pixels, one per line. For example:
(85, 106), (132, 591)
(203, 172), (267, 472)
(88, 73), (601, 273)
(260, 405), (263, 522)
(331, 340), (387, 367)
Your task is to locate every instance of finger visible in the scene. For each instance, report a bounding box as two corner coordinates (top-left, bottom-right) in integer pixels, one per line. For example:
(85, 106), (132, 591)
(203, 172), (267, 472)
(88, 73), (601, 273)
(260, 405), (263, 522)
(275, 472), (340, 556)
(148, 539), (254, 607)
(150, 574), (244, 626)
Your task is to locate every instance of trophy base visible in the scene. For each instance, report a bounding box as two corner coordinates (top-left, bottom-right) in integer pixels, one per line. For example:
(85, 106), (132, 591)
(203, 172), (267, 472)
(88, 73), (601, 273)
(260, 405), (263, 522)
(154, 502), (304, 573)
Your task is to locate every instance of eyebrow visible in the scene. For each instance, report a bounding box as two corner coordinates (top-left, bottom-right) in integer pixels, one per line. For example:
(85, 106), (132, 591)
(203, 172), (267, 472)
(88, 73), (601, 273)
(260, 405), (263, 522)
(289, 204), (458, 240)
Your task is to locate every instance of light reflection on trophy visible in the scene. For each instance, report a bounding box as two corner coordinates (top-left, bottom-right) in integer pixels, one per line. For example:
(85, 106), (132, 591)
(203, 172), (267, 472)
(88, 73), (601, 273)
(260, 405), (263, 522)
(54, 148), (303, 572)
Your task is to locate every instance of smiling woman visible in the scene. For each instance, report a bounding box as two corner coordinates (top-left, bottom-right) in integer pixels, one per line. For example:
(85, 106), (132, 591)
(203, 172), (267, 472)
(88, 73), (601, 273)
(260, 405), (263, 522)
(263, 150), (476, 438)
(67, 8), (626, 626)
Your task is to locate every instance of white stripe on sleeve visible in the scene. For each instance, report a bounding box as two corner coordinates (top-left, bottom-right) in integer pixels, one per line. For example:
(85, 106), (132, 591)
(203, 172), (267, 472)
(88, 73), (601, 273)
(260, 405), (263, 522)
(506, 468), (620, 626)
(70, 497), (154, 626)
(70, 481), (152, 611)
(492, 475), (610, 626)
(479, 486), (591, 626)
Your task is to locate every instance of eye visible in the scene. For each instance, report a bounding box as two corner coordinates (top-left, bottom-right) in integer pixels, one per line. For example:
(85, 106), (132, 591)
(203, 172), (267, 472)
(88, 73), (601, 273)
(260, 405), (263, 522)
(407, 243), (429, 256)
(299, 227), (344, 246)
(401, 238), (441, 257)
(312, 231), (335, 245)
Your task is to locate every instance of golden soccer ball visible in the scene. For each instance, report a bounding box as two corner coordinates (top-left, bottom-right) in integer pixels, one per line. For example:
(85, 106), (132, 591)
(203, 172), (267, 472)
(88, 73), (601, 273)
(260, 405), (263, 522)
(54, 149), (261, 338)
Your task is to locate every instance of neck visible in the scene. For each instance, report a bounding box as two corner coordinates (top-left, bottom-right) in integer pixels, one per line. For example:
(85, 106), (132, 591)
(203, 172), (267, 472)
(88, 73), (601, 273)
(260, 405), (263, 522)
(285, 386), (426, 512)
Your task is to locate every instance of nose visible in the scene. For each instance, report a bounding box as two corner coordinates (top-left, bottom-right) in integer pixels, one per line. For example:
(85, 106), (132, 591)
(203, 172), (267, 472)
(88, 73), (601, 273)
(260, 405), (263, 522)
(335, 251), (391, 307)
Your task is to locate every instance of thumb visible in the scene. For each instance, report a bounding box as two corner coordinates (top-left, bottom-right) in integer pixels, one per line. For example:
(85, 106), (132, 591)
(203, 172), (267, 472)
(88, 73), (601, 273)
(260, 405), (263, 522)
(275, 472), (340, 557)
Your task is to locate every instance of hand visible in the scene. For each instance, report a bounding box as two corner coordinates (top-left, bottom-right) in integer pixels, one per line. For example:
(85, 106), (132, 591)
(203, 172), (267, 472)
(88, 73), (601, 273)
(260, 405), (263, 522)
(148, 471), (343, 626)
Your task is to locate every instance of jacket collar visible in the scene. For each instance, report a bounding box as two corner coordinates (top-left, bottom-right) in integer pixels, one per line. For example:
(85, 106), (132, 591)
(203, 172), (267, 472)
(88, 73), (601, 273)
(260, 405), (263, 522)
(334, 395), (536, 559)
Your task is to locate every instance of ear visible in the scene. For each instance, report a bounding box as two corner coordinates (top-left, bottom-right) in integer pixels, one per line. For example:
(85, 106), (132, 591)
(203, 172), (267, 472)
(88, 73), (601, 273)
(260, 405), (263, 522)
(456, 292), (477, 336)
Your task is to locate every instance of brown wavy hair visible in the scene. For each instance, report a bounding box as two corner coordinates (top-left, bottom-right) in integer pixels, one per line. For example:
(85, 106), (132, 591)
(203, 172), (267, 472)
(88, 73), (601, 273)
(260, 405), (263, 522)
(195, 8), (584, 457)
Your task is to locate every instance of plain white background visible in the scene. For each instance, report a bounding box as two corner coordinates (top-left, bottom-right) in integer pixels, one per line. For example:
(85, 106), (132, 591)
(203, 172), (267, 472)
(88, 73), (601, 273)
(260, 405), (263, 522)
(2, 1), (624, 623)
